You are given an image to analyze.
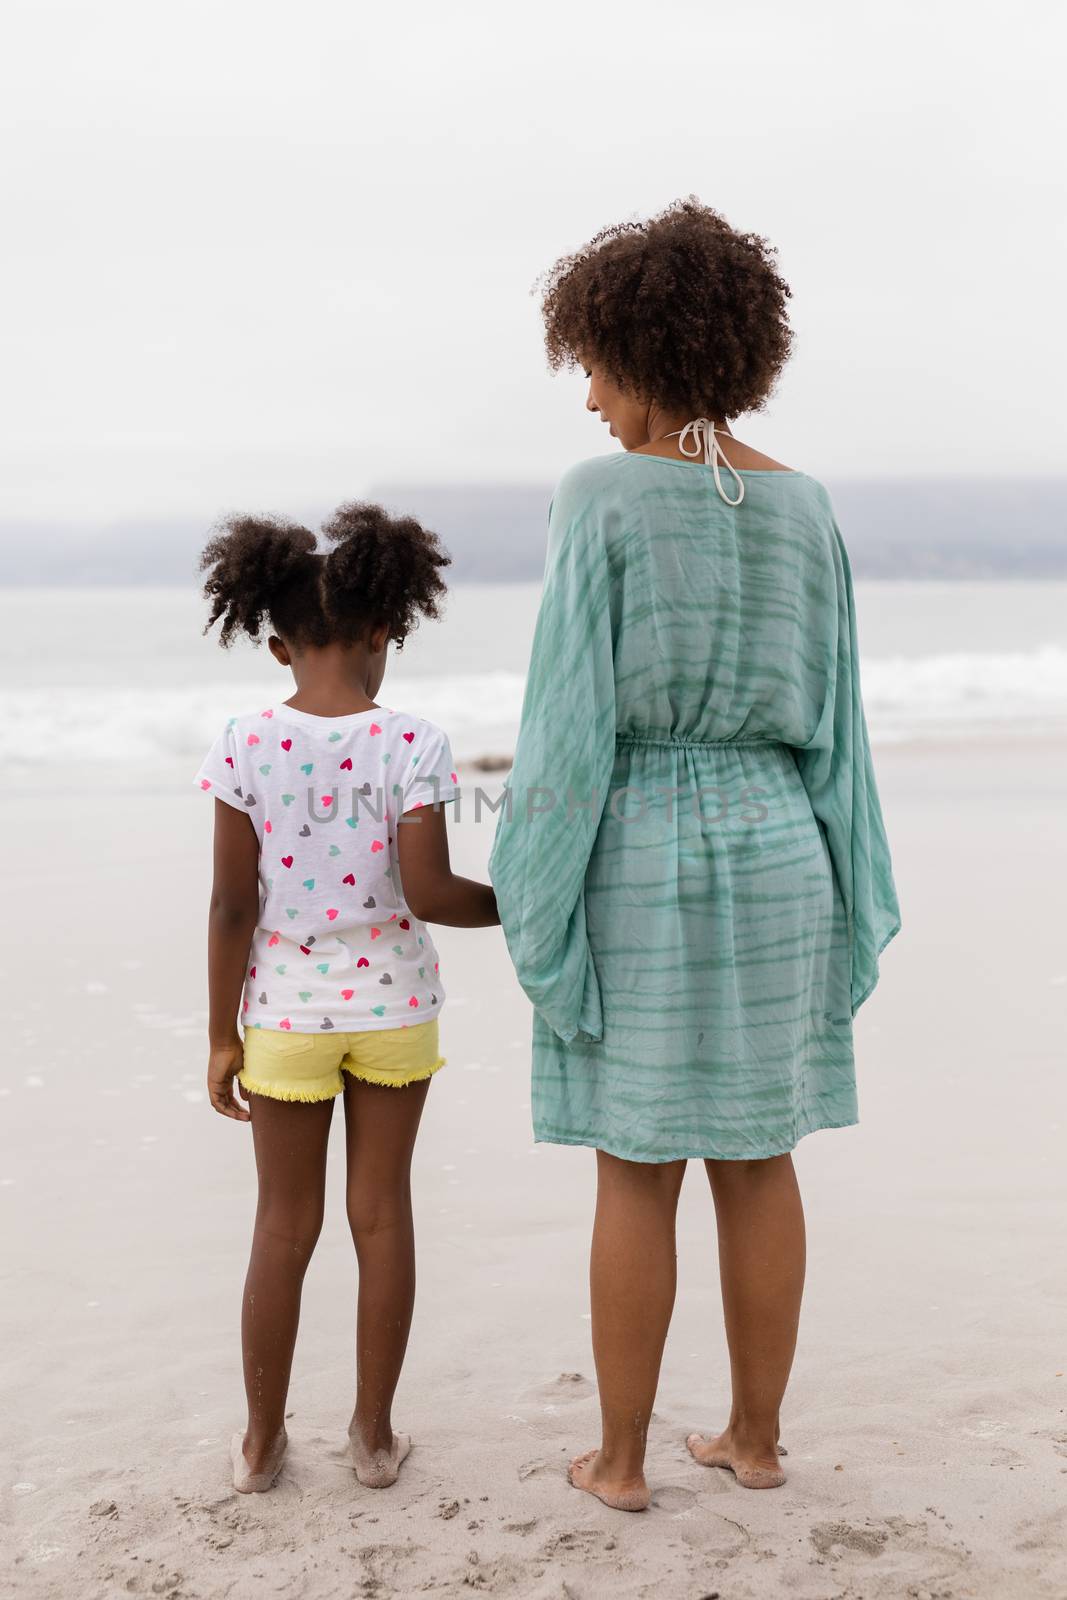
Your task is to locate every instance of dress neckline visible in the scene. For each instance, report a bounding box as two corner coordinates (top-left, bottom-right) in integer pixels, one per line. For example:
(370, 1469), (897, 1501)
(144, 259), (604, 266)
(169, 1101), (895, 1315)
(625, 448), (804, 490)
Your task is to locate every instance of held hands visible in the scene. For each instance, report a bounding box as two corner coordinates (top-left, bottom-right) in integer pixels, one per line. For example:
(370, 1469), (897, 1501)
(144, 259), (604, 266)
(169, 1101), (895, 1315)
(208, 1039), (250, 1122)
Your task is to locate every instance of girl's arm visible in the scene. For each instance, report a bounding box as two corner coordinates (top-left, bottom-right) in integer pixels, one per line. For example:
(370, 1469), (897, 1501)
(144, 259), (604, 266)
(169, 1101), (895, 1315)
(397, 804), (499, 928)
(207, 798), (260, 1121)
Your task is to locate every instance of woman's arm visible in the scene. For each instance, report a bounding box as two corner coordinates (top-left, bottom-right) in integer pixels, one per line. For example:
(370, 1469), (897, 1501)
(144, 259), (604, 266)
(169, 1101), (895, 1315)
(397, 804), (499, 928)
(792, 518), (902, 1018)
(487, 469), (616, 1044)
(206, 798), (260, 1120)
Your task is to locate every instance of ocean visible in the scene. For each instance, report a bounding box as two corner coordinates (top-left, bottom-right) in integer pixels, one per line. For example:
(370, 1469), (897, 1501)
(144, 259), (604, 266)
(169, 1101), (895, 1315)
(3, 581), (1067, 785)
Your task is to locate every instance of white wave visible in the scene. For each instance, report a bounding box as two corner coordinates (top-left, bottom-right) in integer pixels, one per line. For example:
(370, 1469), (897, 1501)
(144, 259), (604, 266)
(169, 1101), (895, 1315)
(3, 648), (1066, 768)
(861, 644), (1067, 737)
(0, 671), (527, 767)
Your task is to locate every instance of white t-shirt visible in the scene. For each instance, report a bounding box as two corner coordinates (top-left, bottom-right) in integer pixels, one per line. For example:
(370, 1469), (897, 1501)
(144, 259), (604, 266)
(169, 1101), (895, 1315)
(194, 703), (459, 1034)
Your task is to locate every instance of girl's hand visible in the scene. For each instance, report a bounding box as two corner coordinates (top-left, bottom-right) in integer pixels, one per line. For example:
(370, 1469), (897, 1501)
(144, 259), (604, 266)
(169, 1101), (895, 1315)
(208, 1041), (250, 1122)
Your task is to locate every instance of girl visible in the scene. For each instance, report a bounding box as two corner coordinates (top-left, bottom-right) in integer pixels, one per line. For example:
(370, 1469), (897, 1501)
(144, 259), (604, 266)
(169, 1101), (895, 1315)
(195, 502), (498, 1495)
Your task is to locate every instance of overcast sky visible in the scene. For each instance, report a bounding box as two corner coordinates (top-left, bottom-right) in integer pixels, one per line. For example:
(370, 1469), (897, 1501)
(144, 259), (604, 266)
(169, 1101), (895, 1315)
(1, 0), (1064, 523)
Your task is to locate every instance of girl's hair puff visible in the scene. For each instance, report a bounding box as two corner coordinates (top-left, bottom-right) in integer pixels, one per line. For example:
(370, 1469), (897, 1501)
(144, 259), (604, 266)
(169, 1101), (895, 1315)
(200, 502), (450, 650)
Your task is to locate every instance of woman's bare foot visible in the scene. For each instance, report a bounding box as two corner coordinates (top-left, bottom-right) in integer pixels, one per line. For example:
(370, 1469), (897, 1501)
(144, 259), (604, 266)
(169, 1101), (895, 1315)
(567, 1448), (650, 1512)
(230, 1427), (287, 1494)
(686, 1427), (786, 1489)
(347, 1428), (411, 1488)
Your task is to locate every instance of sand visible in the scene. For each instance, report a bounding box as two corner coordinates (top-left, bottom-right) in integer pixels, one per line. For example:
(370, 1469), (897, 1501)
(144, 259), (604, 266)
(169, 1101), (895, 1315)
(3, 736), (1066, 1599)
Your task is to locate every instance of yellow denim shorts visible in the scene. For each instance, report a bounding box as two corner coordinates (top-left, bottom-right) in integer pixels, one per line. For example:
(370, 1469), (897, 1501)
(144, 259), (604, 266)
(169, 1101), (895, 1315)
(239, 1020), (444, 1103)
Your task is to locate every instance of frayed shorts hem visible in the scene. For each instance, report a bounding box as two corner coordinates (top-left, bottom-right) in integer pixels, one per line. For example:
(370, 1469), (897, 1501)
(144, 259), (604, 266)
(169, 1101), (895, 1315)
(238, 1057), (445, 1103)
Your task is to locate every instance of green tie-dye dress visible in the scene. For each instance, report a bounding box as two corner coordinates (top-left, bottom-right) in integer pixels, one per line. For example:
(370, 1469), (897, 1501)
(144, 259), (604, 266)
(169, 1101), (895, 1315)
(487, 451), (901, 1164)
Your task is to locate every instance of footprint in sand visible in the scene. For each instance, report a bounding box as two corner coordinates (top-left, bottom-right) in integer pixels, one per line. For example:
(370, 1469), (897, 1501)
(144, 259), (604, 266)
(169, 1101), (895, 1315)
(653, 1485), (699, 1514)
(455, 1552), (539, 1592)
(1013, 1503), (1067, 1555)
(27, 1545), (67, 1565)
(810, 1514), (967, 1582)
(354, 1542), (424, 1596)
(810, 1520), (890, 1558)
(539, 1528), (608, 1560)
(524, 1371), (596, 1405)
(959, 1415), (1011, 1440)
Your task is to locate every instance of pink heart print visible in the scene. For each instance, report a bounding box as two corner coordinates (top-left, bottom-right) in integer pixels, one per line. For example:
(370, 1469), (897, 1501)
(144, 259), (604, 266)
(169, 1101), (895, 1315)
(279, 1018), (292, 1030)
(265, 820), (272, 833)
(342, 873), (356, 885)
(369, 723), (382, 736)
(402, 731), (415, 743)
(281, 855), (294, 869)
(200, 779), (211, 790)
(247, 733), (260, 746)
(268, 932), (280, 947)
(281, 738), (292, 751)
(261, 709), (274, 718)
(370, 840), (384, 853)
(326, 908), (339, 920)
(356, 958), (369, 969)
(370, 927), (381, 940)
(341, 988), (355, 999)
(407, 996), (418, 1008)
(340, 758), (352, 770)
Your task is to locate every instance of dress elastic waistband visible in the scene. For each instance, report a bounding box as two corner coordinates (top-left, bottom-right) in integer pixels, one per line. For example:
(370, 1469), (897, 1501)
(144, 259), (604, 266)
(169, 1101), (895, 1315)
(615, 734), (785, 750)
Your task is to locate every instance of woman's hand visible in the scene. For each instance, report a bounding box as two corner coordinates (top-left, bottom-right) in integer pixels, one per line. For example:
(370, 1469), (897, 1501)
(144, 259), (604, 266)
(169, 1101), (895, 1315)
(208, 1039), (250, 1122)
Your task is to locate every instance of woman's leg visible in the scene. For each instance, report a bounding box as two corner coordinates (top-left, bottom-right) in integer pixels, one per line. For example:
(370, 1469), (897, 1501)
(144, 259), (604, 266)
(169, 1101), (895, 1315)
(342, 1075), (431, 1486)
(568, 1151), (688, 1512)
(687, 1153), (805, 1488)
(239, 1093), (334, 1480)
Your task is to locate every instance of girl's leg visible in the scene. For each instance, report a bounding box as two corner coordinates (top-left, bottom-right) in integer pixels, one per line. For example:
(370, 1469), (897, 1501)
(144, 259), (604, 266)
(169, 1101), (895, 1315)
(568, 1151), (688, 1512)
(687, 1153), (806, 1489)
(240, 1093), (334, 1477)
(342, 1075), (431, 1487)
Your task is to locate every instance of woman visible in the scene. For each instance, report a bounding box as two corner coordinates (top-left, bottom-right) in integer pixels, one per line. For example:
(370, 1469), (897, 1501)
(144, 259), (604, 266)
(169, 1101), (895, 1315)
(488, 198), (901, 1511)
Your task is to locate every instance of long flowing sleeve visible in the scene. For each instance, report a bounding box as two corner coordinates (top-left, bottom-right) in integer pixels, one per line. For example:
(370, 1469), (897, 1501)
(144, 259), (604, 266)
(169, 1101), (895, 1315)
(793, 515), (902, 1020)
(488, 472), (617, 1044)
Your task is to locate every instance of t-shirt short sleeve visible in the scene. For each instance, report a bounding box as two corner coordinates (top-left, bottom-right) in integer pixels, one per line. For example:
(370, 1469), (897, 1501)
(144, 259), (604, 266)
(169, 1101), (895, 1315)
(401, 723), (460, 813)
(194, 720), (248, 811)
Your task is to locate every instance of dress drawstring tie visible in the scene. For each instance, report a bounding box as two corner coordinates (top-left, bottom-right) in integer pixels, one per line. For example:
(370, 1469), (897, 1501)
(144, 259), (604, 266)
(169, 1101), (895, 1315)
(664, 419), (746, 507)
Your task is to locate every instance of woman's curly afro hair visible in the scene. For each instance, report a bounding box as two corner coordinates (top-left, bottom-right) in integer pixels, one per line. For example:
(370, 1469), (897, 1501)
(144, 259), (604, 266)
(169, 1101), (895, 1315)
(540, 196), (793, 420)
(200, 502), (450, 651)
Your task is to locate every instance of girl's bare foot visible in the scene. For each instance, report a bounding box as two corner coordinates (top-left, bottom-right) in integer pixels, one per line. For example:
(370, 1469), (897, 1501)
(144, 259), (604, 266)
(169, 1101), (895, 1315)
(567, 1448), (650, 1512)
(347, 1428), (411, 1488)
(686, 1427), (786, 1489)
(230, 1428), (287, 1494)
